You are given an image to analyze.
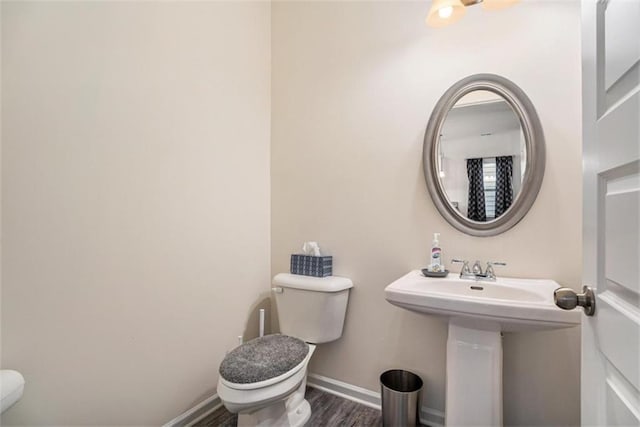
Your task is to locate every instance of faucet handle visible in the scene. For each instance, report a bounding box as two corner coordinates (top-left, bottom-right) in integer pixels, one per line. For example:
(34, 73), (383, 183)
(485, 261), (506, 279)
(452, 259), (471, 276)
(471, 260), (483, 275)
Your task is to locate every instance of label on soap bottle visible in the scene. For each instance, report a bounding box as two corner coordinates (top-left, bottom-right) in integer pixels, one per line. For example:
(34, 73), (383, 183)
(431, 248), (442, 272)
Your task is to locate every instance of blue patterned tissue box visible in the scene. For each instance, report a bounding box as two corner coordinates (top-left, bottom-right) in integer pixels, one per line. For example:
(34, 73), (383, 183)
(290, 254), (333, 277)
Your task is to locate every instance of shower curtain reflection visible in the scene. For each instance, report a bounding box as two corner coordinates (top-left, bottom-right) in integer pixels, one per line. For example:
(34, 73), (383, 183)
(466, 158), (486, 221)
(495, 156), (514, 218)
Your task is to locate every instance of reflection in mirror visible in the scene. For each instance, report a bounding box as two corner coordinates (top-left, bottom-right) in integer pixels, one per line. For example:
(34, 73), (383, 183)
(438, 91), (525, 222)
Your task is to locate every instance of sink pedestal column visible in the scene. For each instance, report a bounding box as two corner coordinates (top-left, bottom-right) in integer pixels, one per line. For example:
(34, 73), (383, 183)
(446, 319), (502, 426)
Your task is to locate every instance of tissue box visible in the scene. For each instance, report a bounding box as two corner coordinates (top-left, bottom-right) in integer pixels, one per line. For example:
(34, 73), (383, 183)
(290, 254), (333, 277)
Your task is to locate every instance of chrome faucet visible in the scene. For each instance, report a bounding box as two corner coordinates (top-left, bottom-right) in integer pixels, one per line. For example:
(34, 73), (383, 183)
(452, 259), (506, 281)
(485, 261), (506, 280)
(452, 259), (474, 280)
(471, 260), (483, 275)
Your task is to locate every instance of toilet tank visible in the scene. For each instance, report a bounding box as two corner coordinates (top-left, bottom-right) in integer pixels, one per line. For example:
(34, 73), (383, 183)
(272, 273), (353, 344)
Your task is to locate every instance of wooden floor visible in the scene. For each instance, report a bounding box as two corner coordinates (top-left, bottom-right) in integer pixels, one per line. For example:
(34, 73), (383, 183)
(194, 386), (383, 426)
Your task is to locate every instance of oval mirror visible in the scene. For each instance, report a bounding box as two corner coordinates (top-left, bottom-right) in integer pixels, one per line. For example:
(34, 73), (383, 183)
(423, 74), (545, 236)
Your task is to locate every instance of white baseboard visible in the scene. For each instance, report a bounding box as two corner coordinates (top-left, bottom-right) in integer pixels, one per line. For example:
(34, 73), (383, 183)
(307, 373), (445, 427)
(306, 373), (381, 409)
(419, 407), (446, 427)
(163, 393), (222, 427)
(165, 373), (445, 427)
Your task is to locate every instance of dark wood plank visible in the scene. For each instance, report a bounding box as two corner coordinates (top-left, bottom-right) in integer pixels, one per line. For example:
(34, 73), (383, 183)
(195, 402), (237, 427)
(306, 387), (382, 426)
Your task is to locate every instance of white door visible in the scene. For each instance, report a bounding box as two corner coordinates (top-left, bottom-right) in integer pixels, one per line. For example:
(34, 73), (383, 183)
(581, 0), (640, 425)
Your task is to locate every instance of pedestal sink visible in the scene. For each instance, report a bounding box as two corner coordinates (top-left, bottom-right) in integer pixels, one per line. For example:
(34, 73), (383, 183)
(384, 270), (580, 426)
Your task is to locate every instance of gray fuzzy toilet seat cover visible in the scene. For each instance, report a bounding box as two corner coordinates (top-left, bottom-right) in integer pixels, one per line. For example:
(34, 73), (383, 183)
(219, 334), (309, 384)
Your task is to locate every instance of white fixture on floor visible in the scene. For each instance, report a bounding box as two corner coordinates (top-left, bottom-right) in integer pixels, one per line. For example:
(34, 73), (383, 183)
(384, 270), (579, 426)
(217, 273), (353, 427)
(0, 370), (25, 414)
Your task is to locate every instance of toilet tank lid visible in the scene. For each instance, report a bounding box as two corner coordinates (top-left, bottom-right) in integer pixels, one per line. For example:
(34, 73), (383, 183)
(272, 273), (353, 292)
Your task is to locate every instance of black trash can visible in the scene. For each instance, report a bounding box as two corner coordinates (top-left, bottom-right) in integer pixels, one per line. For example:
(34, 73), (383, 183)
(380, 370), (423, 427)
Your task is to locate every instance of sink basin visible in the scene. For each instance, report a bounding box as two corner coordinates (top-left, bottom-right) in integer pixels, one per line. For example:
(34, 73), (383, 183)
(384, 270), (579, 332)
(384, 270), (581, 426)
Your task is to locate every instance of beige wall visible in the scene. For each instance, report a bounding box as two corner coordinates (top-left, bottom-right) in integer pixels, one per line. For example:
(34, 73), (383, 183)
(272, 1), (582, 425)
(1, 2), (270, 425)
(2, 1), (582, 425)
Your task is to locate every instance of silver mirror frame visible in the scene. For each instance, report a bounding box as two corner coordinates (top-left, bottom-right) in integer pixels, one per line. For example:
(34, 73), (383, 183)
(423, 74), (545, 237)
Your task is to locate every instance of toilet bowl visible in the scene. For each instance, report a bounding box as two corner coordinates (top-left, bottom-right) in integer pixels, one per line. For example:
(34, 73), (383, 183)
(218, 341), (316, 426)
(217, 273), (353, 426)
(0, 370), (25, 414)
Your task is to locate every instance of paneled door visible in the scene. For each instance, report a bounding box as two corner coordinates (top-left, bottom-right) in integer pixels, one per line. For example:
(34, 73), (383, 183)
(581, 0), (640, 425)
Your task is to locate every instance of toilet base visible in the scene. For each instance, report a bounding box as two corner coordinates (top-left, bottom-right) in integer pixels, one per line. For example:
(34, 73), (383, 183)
(237, 398), (310, 427)
(234, 370), (311, 427)
(234, 365), (312, 427)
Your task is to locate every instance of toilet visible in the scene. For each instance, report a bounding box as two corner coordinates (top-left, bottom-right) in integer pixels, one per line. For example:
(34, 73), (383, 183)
(217, 273), (353, 426)
(0, 370), (25, 414)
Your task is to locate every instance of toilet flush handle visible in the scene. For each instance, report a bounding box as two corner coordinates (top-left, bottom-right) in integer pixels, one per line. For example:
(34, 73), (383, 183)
(271, 287), (284, 294)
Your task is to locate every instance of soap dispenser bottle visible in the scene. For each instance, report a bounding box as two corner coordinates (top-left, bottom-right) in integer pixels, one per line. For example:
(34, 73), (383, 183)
(430, 233), (442, 272)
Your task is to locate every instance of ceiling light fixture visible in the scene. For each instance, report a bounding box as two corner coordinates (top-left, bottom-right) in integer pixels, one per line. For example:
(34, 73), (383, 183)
(426, 0), (518, 28)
